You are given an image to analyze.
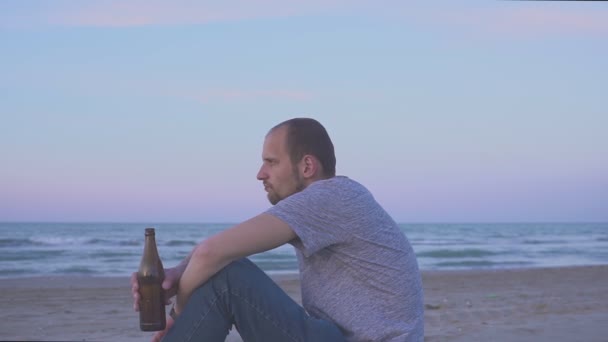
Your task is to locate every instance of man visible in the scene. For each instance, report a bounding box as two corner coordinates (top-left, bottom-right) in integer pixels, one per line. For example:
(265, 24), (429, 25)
(131, 118), (424, 341)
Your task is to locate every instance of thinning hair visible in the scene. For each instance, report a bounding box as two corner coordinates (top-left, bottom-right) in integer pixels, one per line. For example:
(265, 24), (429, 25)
(271, 118), (336, 178)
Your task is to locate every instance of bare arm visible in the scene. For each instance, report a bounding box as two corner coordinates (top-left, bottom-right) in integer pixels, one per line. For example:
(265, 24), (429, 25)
(174, 213), (296, 313)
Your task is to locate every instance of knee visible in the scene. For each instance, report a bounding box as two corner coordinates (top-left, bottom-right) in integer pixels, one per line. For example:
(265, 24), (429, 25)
(191, 258), (261, 297)
(198, 258), (255, 285)
(217, 258), (259, 282)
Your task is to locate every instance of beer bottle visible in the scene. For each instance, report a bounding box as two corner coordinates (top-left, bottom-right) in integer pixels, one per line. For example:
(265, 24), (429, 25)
(137, 227), (166, 331)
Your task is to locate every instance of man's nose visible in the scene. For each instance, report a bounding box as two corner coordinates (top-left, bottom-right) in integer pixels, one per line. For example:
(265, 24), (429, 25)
(256, 166), (267, 180)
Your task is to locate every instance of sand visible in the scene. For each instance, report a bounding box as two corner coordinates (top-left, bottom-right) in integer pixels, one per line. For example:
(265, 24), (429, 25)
(1, 265), (607, 341)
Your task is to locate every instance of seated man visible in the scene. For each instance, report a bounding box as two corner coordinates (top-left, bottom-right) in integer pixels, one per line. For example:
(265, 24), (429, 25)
(131, 118), (424, 341)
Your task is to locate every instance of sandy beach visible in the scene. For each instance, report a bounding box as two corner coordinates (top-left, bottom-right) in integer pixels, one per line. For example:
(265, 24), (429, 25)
(1, 265), (607, 342)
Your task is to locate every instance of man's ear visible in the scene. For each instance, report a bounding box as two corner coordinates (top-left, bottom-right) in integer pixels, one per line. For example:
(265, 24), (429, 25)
(301, 155), (318, 178)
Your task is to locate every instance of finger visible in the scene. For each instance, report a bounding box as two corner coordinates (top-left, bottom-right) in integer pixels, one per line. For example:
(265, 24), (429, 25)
(131, 273), (141, 312)
(131, 273), (139, 289)
(162, 278), (172, 290)
(132, 283), (139, 296)
(132, 288), (140, 301)
(133, 292), (140, 311)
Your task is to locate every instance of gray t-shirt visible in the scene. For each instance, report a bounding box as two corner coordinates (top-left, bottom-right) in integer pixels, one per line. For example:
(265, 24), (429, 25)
(266, 176), (424, 341)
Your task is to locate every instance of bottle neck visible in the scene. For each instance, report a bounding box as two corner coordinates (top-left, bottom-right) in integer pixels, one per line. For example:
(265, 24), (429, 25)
(139, 233), (164, 278)
(143, 233), (160, 260)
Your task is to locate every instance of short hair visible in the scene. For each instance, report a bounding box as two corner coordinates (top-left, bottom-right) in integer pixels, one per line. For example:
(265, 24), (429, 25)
(271, 118), (336, 178)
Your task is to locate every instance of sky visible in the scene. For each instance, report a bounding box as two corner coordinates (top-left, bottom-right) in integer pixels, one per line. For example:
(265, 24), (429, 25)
(1, 1), (607, 223)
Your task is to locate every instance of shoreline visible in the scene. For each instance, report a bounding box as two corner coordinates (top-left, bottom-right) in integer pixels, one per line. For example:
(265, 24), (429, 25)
(3, 262), (607, 282)
(1, 264), (607, 341)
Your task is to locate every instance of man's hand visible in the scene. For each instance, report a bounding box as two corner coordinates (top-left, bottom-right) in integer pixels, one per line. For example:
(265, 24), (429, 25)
(131, 267), (182, 311)
(151, 316), (175, 342)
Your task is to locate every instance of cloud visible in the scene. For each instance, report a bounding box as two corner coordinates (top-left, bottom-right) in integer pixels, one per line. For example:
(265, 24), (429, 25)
(3, 1), (604, 38)
(501, 7), (608, 35)
(427, 5), (608, 38)
(5, 1), (605, 37)
(1, 0), (363, 28)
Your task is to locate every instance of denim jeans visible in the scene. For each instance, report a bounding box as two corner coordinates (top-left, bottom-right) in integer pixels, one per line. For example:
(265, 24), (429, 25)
(161, 258), (345, 342)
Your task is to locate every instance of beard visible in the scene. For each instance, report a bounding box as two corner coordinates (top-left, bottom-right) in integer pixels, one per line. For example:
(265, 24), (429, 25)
(266, 168), (306, 205)
(267, 191), (281, 205)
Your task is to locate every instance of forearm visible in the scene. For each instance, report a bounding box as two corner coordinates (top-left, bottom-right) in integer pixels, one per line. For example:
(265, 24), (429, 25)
(175, 242), (233, 312)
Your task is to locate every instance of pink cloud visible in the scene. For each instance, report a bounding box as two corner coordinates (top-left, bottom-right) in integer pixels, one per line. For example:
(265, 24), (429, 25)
(28, 0), (363, 28)
(504, 7), (608, 34)
(3, 1), (606, 36)
(430, 6), (608, 38)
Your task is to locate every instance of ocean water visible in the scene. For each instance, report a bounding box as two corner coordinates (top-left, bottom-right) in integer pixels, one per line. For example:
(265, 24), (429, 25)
(0, 222), (607, 278)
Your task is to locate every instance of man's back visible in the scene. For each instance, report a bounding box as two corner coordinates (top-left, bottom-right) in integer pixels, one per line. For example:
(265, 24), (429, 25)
(267, 176), (424, 341)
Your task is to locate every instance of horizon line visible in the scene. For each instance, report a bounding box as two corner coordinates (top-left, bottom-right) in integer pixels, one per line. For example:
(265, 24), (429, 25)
(1, 220), (606, 225)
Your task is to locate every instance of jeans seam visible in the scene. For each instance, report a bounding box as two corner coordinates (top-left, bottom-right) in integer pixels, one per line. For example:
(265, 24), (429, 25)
(230, 289), (301, 342)
(182, 287), (230, 342)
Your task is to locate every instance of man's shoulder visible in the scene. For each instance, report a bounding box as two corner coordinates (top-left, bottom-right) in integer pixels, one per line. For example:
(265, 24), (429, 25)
(276, 176), (374, 216)
(309, 176), (367, 193)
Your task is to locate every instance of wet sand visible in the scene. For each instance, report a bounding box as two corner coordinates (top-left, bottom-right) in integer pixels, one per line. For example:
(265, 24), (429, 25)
(1, 265), (607, 341)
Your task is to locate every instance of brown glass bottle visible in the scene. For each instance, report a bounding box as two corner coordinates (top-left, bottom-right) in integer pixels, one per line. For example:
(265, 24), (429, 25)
(137, 228), (166, 331)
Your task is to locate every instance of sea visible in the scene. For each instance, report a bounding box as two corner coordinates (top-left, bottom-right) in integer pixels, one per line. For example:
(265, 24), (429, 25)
(1, 222), (607, 278)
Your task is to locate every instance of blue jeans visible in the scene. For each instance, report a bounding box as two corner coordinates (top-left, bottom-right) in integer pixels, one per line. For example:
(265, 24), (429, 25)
(162, 258), (345, 342)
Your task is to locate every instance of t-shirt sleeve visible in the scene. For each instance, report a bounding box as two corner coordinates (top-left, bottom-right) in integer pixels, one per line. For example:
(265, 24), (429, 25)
(265, 185), (345, 257)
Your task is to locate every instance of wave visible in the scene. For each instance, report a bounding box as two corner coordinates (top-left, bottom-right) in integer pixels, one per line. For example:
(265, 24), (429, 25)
(523, 239), (569, 245)
(413, 240), (484, 246)
(29, 236), (101, 246)
(253, 260), (299, 271)
(0, 250), (66, 261)
(119, 240), (141, 246)
(88, 238), (109, 244)
(165, 240), (197, 247)
(0, 268), (39, 277)
(0, 238), (37, 247)
(104, 258), (133, 263)
(89, 251), (138, 258)
(53, 266), (99, 274)
(251, 254), (297, 261)
(0, 236), (143, 248)
(417, 248), (500, 259)
(434, 260), (534, 268)
(539, 248), (585, 256)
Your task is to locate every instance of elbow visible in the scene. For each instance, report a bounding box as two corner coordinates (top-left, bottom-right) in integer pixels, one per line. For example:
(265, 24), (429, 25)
(189, 239), (234, 278)
(192, 240), (219, 266)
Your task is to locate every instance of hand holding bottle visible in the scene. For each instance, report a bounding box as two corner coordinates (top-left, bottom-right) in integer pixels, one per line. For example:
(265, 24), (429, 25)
(131, 267), (180, 312)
